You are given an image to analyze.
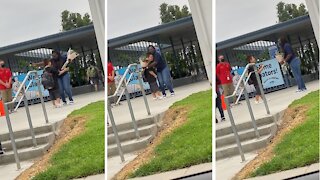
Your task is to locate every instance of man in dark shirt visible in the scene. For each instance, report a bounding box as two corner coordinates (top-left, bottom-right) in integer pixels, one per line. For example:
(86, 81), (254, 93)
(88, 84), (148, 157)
(146, 45), (174, 97)
(278, 37), (306, 92)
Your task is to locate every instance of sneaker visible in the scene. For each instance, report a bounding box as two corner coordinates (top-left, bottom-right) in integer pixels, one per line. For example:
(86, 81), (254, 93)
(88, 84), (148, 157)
(302, 88), (308, 92)
(63, 102), (67, 106)
(163, 94), (167, 98)
(170, 92), (175, 97)
(157, 96), (163, 100)
(0, 150), (4, 155)
(296, 89), (303, 93)
(221, 117), (226, 121)
(68, 101), (74, 105)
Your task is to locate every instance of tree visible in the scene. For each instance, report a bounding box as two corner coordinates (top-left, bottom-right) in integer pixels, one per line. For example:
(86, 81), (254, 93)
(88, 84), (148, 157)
(160, 3), (191, 24)
(61, 10), (93, 31)
(277, 2), (308, 23)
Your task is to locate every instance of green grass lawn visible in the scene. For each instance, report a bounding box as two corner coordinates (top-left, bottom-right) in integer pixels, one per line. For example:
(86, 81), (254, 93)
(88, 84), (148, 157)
(130, 90), (212, 178)
(33, 101), (105, 180)
(250, 90), (319, 177)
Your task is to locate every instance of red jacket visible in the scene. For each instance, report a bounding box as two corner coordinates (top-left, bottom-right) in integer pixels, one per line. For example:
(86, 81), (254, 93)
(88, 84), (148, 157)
(107, 62), (114, 83)
(0, 68), (12, 90)
(216, 62), (233, 85)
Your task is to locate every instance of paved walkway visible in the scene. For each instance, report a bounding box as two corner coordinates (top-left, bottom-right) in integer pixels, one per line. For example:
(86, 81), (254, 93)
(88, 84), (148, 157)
(216, 80), (319, 180)
(0, 91), (104, 134)
(110, 81), (211, 126)
(247, 163), (319, 180)
(108, 81), (211, 180)
(0, 91), (104, 180)
(130, 163), (212, 180)
(216, 80), (319, 129)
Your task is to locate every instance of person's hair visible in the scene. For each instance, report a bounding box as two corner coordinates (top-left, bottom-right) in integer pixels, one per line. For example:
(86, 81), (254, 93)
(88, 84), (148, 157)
(279, 36), (288, 47)
(148, 45), (155, 50)
(246, 55), (254, 63)
(146, 52), (153, 57)
(43, 59), (50, 66)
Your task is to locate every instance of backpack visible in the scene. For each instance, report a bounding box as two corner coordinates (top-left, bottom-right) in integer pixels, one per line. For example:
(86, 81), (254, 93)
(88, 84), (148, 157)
(87, 66), (98, 78)
(41, 71), (55, 90)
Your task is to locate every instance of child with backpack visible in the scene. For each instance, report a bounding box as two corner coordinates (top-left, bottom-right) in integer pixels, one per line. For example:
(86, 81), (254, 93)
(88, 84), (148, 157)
(142, 53), (163, 100)
(42, 59), (62, 108)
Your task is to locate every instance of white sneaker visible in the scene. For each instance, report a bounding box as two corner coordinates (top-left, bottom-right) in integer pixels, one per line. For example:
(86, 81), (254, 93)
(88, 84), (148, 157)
(157, 96), (163, 100)
(170, 92), (175, 97)
(68, 101), (74, 105)
(296, 89), (303, 93)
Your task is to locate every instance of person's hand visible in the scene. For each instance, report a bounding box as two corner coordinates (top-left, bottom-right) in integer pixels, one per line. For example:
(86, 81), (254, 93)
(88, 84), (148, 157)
(5, 83), (10, 88)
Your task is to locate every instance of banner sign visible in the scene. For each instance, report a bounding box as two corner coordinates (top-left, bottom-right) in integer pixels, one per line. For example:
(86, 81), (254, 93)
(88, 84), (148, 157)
(257, 59), (284, 89)
(115, 65), (150, 94)
(12, 70), (50, 100)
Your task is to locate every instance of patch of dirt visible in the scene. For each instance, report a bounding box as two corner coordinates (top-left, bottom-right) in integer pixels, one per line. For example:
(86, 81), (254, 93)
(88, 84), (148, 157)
(233, 105), (308, 180)
(16, 115), (88, 180)
(112, 106), (190, 180)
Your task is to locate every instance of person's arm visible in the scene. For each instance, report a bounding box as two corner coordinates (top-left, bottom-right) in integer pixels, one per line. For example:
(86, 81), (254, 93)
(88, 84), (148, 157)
(0, 79), (6, 86)
(257, 65), (264, 74)
(283, 44), (293, 62)
(149, 70), (157, 78)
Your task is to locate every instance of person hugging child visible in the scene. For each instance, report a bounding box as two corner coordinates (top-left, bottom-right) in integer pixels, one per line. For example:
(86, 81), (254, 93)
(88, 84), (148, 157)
(142, 52), (163, 100)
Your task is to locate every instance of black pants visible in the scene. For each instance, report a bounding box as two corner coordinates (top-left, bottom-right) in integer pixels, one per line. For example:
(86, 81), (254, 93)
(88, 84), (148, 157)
(0, 141), (2, 151)
(216, 90), (225, 119)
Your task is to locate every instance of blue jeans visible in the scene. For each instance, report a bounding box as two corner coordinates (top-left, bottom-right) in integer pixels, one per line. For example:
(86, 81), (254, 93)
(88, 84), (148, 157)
(157, 66), (174, 95)
(283, 73), (291, 88)
(289, 57), (306, 90)
(58, 73), (73, 103)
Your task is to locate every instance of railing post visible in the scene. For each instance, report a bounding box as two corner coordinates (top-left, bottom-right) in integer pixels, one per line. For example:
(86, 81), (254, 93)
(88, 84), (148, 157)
(34, 71), (49, 123)
(4, 104), (21, 170)
(225, 96), (245, 162)
(242, 79), (260, 139)
(253, 66), (270, 115)
(124, 82), (140, 139)
(136, 65), (151, 116)
(108, 99), (125, 162)
(22, 87), (37, 147)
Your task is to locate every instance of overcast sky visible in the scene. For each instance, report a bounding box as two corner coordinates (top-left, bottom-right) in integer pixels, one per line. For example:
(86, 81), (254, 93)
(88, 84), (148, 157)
(0, 0), (91, 47)
(107, 0), (190, 39)
(216, 0), (307, 42)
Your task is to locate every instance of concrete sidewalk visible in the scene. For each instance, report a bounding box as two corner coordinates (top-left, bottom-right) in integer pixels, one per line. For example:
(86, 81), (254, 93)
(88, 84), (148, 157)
(110, 81), (211, 126)
(216, 80), (319, 129)
(130, 163), (212, 180)
(0, 91), (104, 180)
(0, 91), (104, 134)
(247, 163), (319, 180)
(216, 80), (319, 180)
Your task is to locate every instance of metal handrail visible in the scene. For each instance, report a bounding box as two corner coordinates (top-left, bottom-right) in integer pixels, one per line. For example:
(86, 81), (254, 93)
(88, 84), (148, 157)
(235, 72), (254, 105)
(107, 63), (151, 162)
(3, 71), (49, 170)
(223, 63), (270, 162)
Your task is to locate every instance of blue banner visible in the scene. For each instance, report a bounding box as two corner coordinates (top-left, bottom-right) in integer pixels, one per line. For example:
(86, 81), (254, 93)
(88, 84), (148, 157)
(12, 70), (50, 100)
(257, 59), (284, 89)
(115, 65), (150, 94)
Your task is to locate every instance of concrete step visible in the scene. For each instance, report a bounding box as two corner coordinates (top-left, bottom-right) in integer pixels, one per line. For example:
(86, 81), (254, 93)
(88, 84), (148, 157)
(216, 134), (272, 160)
(1, 132), (55, 151)
(107, 135), (153, 157)
(107, 117), (155, 135)
(108, 124), (157, 145)
(216, 123), (275, 148)
(216, 116), (274, 137)
(0, 143), (50, 165)
(0, 125), (53, 142)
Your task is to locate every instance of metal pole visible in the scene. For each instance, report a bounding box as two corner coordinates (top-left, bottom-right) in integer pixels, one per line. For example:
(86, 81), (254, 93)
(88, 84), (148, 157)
(124, 82), (140, 139)
(242, 80), (260, 139)
(4, 104), (21, 170)
(107, 100), (125, 162)
(225, 96), (245, 162)
(136, 65), (151, 115)
(253, 66), (270, 115)
(35, 72), (49, 123)
(22, 87), (37, 147)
